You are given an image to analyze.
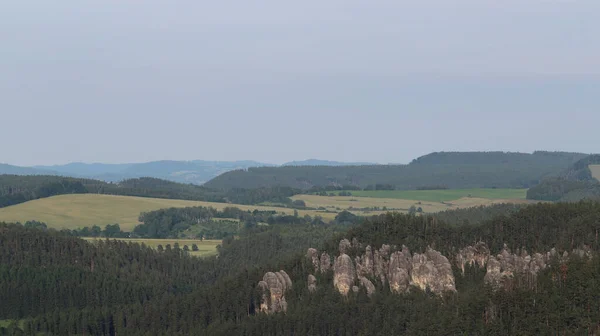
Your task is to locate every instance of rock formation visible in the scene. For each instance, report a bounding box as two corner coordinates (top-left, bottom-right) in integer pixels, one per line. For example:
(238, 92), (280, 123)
(306, 248), (319, 272)
(358, 276), (376, 297)
(339, 239), (352, 254)
(333, 254), (356, 295)
(410, 248), (456, 293)
(258, 270), (292, 314)
(308, 274), (317, 293)
(387, 247), (412, 293)
(320, 252), (331, 273)
(456, 242), (490, 274)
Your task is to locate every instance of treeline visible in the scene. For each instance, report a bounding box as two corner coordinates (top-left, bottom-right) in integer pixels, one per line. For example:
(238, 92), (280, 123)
(2, 202), (600, 334)
(133, 206), (361, 239)
(527, 154), (600, 201)
(205, 151), (586, 190)
(0, 175), (303, 209)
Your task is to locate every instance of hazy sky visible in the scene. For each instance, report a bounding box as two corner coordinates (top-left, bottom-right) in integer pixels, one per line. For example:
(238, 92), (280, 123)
(1, 0), (599, 166)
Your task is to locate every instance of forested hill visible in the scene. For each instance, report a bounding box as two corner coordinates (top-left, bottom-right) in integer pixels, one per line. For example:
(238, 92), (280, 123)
(0, 175), (300, 209)
(2, 201), (600, 335)
(205, 151), (587, 190)
(527, 154), (600, 201)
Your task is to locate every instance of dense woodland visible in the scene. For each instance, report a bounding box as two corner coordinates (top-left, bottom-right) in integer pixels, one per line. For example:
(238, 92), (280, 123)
(527, 154), (600, 202)
(205, 151), (586, 190)
(2, 201), (600, 335)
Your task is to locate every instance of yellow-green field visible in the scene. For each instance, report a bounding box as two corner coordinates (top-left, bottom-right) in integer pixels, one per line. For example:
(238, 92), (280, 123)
(0, 194), (337, 231)
(83, 237), (220, 257)
(590, 165), (600, 182)
(292, 194), (534, 214)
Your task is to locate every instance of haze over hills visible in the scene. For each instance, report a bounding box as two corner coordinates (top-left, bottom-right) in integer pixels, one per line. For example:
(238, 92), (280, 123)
(2, 159), (379, 185)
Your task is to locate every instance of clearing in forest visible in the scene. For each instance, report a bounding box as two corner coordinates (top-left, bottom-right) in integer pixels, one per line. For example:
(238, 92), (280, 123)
(590, 165), (600, 182)
(326, 188), (527, 202)
(83, 237), (220, 257)
(293, 191), (532, 214)
(0, 194), (336, 231)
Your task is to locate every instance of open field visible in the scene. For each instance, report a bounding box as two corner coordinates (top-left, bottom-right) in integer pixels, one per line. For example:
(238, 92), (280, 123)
(325, 188), (527, 202)
(83, 237), (219, 257)
(0, 194), (337, 230)
(591, 165), (600, 181)
(293, 193), (534, 214)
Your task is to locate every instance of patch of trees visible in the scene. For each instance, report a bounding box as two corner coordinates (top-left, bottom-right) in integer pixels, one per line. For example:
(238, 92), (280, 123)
(205, 151), (585, 191)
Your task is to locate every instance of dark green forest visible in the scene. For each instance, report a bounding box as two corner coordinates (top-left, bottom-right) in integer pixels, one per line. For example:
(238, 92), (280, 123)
(1, 201), (600, 335)
(527, 154), (600, 202)
(205, 151), (586, 190)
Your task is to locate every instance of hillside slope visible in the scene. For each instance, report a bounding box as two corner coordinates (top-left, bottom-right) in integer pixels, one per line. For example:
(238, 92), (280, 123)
(527, 154), (600, 201)
(206, 151), (586, 190)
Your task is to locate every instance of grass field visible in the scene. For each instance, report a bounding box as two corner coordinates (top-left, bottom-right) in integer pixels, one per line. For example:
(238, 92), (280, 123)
(590, 165), (600, 182)
(83, 237), (220, 257)
(326, 188), (528, 202)
(0, 194), (337, 231)
(293, 192), (533, 214)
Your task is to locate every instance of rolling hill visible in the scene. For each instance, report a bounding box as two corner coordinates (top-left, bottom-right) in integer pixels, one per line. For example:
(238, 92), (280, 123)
(205, 151), (587, 190)
(0, 194), (335, 230)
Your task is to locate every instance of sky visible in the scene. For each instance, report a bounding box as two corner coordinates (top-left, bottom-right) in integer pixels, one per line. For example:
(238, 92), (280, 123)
(1, 0), (599, 166)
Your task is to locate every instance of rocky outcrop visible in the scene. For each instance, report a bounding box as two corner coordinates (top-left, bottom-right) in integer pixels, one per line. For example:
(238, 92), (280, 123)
(314, 240), (456, 297)
(358, 276), (376, 297)
(258, 271), (292, 314)
(333, 254), (356, 295)
(355, 245), (374, 278)
(411, 248), (456, 293)
(339, 239), (352, 254)
(373, 244), (390, 285)
(456, 242), (490, 274)
(387, 247), (412, 293)
(308, 274), (317, 293)
(320, 252), (331, 273)
(307, 248), (319, 272)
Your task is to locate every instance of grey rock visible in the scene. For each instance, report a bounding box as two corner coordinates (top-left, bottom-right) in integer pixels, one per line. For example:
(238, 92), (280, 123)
(320, 252), (331, 273)
(339, 239), (352, 254)
(307, 248), (319, 272)
(308, 274), (317, 293)
(259, 271), (293, 314)
(333, 254), (356, 296)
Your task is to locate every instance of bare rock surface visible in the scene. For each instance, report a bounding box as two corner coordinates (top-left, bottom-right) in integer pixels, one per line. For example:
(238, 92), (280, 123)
(259, 270), (293, 313)
(339, 239), (352, 254)
(308, 274), (317, 293)
(456, 242), (490, 274)
(333, 254), (356, 296)
(307, 248), (319, 272)
(320, 252), (331, 273)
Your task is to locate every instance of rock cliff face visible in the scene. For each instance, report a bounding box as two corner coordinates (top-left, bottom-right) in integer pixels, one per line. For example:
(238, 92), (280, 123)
(307, 248), (319, 273)
(307, 239), (456, 297)
(320, 252), (331, 273)
(457, 242), (594, 290)
(333, 254), (356, 295)
(308, 274), (317, 293)
(456, 242), (490, 274)
(258, 270), (293, 314)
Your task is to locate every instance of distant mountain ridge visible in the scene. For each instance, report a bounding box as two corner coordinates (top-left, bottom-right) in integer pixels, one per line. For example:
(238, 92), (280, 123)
(2, 160), (274, 185)
(282, 159), (377, 166)
(2, 159), (377, 185)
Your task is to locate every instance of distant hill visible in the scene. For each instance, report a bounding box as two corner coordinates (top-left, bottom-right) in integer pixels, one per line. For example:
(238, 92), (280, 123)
(26, 160), (274, 185)
(527, 154), (600, 201)
(0, 163), (56, 176)
(205, 151), (587, 191)
(282, 159), (376, 166)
